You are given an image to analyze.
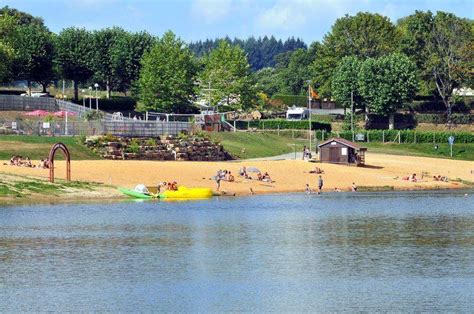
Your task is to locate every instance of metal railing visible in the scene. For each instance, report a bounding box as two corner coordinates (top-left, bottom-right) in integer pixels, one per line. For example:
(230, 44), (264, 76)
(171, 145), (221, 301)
(1, 95), (192, 136)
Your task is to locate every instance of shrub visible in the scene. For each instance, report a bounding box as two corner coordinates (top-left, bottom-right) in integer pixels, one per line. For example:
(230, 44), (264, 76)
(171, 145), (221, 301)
(272, 94), (308, 106)
(125, 138), (140, 153)
(145, 138), (157, 146)
(316, 129), (474, 143)
(236, 119), (332, 132)
(75, 96), (137, 112)
(365, 113), (417, 130)
(84, 111), (104, 121)
(416, 114), (472, 124)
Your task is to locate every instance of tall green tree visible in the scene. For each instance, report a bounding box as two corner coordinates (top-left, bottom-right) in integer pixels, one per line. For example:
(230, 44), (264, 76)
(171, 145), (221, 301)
(91, 27), (129, 98)
(56, 27), (94, 101)
(358, 53), (418, 129)
(138, 31), (197, 113)
(398, 11), (473, 121)
(427, 12), (472, 121)
(199, 40), (255, 110)
(331, 56), (363, 114)
(253, 67), (280, 97)
(111, 31), (155, 95)
(277, 43), (319, 95)
(0, 14), (16, 82)
(397, 11), (435, 95)
(10, 24), (55, 93)
(311, 12), (399, 97)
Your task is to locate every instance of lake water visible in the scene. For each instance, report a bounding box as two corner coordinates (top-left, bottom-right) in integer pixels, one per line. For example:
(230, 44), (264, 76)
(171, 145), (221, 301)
(1, 191), (473, 312)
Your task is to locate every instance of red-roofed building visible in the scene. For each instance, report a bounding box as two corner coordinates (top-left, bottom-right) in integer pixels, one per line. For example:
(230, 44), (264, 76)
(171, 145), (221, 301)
(318, 138), (367, 166)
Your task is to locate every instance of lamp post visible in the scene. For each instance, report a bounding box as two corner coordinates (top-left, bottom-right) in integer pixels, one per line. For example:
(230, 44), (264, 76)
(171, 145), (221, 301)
(88, 86), (92, 109)
(94, 83), (99, 111)
(81, 89), (85, 109)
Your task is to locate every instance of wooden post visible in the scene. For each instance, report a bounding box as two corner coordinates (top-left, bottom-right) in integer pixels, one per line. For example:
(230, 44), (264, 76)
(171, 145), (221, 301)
(292, 129), (294, 139)
(398, 131), (401, 144)
(277, 124), (280, 136)
(414, 132), (416, 143)
(382, 130), (385, 143)
(367, 131), (370, 143)
(247, 121), (250, 130)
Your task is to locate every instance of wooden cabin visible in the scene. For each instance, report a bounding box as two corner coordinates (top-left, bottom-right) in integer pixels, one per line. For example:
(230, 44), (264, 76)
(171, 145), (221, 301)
(318, 138), (366, 166)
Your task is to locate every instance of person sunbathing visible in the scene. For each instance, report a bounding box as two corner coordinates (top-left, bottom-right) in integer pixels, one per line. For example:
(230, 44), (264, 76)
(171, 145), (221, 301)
(257, 172), (263, 181)
(262, 172), (273, 183)
(227, 171), (235, 182)
(170, 181), (178, 191)
(309, 167), (324, 174)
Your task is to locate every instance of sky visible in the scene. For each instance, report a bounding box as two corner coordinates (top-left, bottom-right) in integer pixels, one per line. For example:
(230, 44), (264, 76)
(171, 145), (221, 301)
(1, 0), (473, 43)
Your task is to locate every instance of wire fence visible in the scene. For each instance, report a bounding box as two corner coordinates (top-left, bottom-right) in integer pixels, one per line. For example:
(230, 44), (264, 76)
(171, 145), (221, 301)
(0, 95), (192, 137)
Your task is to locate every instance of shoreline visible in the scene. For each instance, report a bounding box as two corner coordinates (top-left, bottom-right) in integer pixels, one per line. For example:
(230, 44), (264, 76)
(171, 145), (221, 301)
(1, 152), (473, 204)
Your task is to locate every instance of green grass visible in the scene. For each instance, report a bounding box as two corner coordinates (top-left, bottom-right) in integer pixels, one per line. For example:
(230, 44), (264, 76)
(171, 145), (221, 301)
(209, 132), (309, 159)
(208, 131), (474, 161)
(0, 135), (99, 160)
(362, 142), (474, 161)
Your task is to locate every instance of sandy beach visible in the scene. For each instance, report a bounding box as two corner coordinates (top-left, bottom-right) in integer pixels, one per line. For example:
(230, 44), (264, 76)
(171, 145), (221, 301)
(1, 153), (473, 196)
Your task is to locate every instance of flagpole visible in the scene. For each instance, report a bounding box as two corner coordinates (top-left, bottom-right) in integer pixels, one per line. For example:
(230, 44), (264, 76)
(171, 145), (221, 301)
(307, 80), (312, 155)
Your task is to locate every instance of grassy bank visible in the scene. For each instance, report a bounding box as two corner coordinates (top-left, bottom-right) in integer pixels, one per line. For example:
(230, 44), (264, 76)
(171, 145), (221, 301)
(362, 142), (474, 161)
(0, 135), (99, 160)
(0, 172), (115, 200)
(209, 132), (308, 159)
(209, 131), (474, 161)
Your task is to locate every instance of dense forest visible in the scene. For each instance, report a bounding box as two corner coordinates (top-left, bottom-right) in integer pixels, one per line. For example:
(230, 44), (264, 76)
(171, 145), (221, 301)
(189, 36), (307, 71)
(0, 6), (472, 125)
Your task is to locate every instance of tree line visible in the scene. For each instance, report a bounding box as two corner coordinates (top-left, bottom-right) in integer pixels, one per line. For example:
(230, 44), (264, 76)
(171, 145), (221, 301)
(0, 6), (472, 124)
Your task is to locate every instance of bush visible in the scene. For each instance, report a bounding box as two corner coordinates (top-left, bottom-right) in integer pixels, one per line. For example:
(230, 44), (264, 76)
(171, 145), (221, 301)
(236, 119), (331, 132)
(365, 113), (417, 130)
(84, 111), (104, 121)
(416, 114), (472, 124)
(125, 138), (140, 153)
(75, 96), (137, 112)
(316, 129), (474, 144)
(410, 99), (470, 113)
(272, 94), (308, 106)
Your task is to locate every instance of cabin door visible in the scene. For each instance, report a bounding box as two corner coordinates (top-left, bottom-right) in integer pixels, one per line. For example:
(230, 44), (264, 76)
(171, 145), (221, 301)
(329, 147), (339, 162)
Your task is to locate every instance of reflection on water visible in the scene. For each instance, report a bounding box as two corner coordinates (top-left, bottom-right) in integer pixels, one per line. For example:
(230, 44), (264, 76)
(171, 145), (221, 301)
(1, 191), (473, 311)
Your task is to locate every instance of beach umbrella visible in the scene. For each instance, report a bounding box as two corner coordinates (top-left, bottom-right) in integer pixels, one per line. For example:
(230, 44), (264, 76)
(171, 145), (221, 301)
(247, 167), (260, 173)
(53, 110), (77, 118)
(23, 110), (50, 117)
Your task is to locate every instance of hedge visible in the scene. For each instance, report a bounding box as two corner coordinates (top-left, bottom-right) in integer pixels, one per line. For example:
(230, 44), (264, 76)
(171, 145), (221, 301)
(73, 96), (137, 112)
(416, 114), (472, 124)
(235, 119), (331, 132)
(315, 129), (474, 143)
(410, 100), (470, 113)
(272, 94), (308, 106)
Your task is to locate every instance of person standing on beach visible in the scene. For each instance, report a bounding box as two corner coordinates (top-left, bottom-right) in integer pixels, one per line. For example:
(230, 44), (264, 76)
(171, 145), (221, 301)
(302, 146), (307, 160)
(317, 175), (323, 194)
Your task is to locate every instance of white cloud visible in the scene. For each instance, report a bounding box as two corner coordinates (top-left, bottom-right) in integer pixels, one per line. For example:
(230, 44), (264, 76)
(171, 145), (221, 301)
(256, 0), (352, 31)
(191, 0), (233, 23)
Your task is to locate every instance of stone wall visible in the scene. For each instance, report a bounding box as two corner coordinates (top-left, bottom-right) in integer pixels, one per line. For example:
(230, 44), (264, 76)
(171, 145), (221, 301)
(85, 135), (232, 161)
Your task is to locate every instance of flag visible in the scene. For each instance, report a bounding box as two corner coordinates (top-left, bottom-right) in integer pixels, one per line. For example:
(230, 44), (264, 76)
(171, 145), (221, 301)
(309, 86), (319, 99)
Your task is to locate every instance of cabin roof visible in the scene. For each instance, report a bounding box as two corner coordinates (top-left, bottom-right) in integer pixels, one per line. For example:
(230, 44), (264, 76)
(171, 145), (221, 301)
(318, 137), (363, 150)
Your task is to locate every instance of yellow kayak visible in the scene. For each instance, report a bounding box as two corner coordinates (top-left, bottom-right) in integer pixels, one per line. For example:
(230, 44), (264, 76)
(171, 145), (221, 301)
(159, 186), (213, 199)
